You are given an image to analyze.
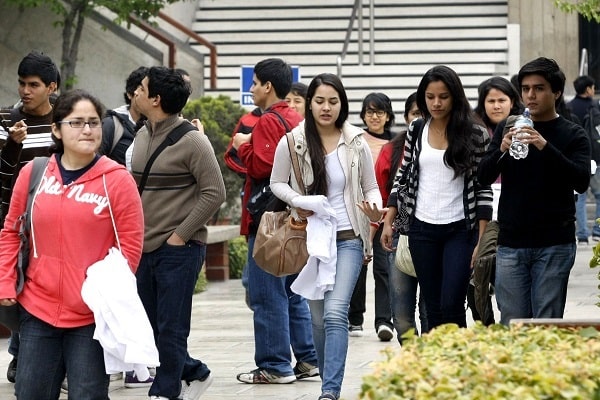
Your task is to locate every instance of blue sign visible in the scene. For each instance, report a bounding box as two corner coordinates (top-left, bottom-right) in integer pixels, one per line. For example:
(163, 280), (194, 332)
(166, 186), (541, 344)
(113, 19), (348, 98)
(240, 65), (300, 107)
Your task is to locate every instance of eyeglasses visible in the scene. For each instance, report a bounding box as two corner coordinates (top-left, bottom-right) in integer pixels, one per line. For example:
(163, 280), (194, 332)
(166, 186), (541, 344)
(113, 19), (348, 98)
(58, 120), (102, 129)
(365, 109), (386, 117)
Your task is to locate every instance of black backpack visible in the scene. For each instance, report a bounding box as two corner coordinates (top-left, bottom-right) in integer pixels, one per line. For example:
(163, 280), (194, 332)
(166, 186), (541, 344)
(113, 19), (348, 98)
(583, 105), (600, 162)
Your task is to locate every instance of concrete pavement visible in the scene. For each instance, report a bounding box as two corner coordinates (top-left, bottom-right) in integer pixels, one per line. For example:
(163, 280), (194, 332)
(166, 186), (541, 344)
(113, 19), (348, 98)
(0, 244), (598, 400)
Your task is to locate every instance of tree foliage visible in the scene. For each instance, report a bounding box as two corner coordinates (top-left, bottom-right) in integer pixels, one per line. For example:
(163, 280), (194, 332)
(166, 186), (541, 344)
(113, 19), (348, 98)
(555, 0), (600, 22)
(182, 96), (248, 224)
(5, 0), (186, 89)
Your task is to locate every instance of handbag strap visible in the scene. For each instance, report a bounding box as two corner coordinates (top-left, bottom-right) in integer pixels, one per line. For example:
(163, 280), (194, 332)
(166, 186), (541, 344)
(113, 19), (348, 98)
(285, 132), (306, 195)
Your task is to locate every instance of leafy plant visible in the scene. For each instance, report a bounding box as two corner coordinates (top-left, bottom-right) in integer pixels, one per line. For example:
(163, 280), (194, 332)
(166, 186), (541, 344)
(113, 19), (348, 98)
(228, 236), (248, 279)
(182, 96), (248, 223)
(554, 0), (600, 22)
(589, 239), (600, 307)
(360, 323), (600, 399)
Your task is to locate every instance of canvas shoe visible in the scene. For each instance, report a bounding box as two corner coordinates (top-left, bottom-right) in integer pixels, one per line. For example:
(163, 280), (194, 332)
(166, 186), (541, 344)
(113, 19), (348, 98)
(348, 324), (363, 337)
(236, 368), (296, 384)
(377, 325), (394, 342)
(124, 371), (154, 388)
(181, 374), (213, 400)
(6, 357), (17, 383)
(293, 362), (319, 379)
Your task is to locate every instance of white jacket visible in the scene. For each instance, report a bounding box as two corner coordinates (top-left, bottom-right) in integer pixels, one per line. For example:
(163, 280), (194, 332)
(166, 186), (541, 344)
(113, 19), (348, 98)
(270, 120), (381, 256)
(81, 248), (159, 379)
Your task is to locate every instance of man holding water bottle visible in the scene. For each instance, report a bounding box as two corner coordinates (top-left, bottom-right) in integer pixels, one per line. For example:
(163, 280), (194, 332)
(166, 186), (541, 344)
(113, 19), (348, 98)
(478, 57), (591, 325)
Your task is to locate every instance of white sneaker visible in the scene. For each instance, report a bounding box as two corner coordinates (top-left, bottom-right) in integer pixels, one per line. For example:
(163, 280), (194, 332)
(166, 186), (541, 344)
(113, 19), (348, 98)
(181, 374), (214, 400)
(149, 397), (169, 400)
(377, 325), (394, 342)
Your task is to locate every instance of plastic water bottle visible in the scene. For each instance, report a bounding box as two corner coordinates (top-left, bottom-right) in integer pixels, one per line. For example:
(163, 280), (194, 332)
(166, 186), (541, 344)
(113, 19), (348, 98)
(509, 108), (534, 159)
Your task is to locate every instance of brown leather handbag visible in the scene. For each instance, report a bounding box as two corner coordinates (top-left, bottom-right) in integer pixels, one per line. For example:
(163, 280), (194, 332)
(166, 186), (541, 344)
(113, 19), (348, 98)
(253, 132), (308, 277)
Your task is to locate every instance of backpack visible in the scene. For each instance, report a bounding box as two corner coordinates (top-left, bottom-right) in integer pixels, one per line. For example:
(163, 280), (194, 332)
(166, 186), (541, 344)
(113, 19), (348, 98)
(105, 110), (136, 165)
(583, 105), (600, 162)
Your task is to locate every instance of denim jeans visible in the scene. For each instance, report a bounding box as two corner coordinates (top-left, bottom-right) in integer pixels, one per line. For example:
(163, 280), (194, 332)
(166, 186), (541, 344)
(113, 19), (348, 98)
(8, 330), (19, 356)
(308, 238), (363, 399)
(575, 173), (600, 239)
(136, 241), (211, 399)
(387, 234), (428, 342)
(15, 307), (109, 400)
(348, 227), (393, 330)
(408, 218), (476, 331)
(495, 243), (576, 325)
(247, 235), (317, 375)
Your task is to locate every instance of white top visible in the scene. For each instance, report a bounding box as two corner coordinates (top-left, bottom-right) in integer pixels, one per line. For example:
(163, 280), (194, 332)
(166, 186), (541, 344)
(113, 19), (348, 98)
(415, 125), (464, 224)
(325, 150), (351, 231)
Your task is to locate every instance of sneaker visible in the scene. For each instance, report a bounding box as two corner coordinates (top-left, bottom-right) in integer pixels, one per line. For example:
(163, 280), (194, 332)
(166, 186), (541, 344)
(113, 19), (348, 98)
(149, 397), (169, 400)
(61, 377), (68, 393)
(319, 392), (338, 400)
(578, 237), (589, 245)
(181, 374), (214, 400)
(377, 325), (394, 342)
(6, 357), (17, 383)
(125, 371), (154, 388)
(293, 362), (319, 379)
(593, 236), (600, 242)
(236, 368), (296, 384)
(110, 372), (123, 381)
(348, 324), (363, 337)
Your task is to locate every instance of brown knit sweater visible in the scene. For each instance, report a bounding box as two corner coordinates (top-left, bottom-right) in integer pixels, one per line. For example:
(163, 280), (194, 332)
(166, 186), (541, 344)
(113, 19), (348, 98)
(130, 114), (226, 252)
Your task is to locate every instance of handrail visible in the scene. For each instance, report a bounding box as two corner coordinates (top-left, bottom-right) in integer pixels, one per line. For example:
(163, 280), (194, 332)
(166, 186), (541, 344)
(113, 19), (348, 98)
(579, 48), (588, 76)
(337, 0), (362, 78)
(128, 15), (177, 68)
(158, 11), (217, 90)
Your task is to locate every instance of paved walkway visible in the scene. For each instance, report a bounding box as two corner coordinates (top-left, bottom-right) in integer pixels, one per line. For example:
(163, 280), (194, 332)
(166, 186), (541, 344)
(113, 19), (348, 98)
(0, 244), (598, 400)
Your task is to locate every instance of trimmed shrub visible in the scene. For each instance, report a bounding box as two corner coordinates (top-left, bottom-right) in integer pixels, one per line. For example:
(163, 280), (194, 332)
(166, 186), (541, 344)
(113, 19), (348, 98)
(228, 236), (247, 279)
(360, 323), (600, 399)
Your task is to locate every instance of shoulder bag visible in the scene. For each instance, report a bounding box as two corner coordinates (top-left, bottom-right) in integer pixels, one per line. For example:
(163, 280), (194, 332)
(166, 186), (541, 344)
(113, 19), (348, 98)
(252, 132), (309, 277)
(0, 157), (49, 332)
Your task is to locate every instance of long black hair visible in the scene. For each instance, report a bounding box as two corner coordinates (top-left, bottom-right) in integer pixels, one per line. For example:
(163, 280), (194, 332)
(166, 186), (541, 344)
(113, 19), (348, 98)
(416, 65), (478, 177)
(303, 73), (349, 195)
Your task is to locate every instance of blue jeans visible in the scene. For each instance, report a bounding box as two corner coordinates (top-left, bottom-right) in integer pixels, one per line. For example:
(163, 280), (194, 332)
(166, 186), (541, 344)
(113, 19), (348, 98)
(307, 238), (363, 399)
(348, 227), (393, 329)
(575, 173), (600, 239)
(387, 234), (428, 342)
(408, 218), (476, 331)
(247, 235), (317, 375)
(136, 241), (211, 399)
(8, 330), (19, 356)
(15, 307), (109, 400)
(495, 243), (576, 325)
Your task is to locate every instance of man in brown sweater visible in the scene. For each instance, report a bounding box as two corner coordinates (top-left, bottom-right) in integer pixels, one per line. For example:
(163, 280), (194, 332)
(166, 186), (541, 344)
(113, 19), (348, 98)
(130, 66), (225, 400)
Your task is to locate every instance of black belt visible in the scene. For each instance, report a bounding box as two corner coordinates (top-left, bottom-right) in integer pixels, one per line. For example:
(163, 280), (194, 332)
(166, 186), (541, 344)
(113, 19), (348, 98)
(337, 229), (357, 241)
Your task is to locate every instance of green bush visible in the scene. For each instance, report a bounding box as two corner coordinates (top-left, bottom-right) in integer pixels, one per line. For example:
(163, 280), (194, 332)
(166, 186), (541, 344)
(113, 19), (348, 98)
(228, 236), (247, 279)
(182, 96), (247, 223)
(360, 323), (600, 400)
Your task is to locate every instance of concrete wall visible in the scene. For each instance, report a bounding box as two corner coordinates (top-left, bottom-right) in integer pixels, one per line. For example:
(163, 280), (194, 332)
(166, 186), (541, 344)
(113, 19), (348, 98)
(508, 0), (580, 97)
(0, 1), (204, 110)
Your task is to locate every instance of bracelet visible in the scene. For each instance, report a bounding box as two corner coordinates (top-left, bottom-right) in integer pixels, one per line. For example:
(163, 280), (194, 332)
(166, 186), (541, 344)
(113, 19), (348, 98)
(370, 221), (381, 228)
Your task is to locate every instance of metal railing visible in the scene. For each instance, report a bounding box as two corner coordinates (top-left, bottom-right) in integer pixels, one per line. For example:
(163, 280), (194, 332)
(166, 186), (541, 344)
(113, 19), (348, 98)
(337, 0), (374, 78)
(580, 48), (589, 76)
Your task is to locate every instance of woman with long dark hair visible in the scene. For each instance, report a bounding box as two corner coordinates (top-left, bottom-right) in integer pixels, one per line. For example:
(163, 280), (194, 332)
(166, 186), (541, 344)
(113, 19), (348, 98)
(270, 73), (381, 400)
(382, 66), (493, 331)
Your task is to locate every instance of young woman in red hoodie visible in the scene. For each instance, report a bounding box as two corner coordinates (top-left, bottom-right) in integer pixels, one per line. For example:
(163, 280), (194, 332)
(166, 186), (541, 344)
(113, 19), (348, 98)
(0, 89), (143, 399)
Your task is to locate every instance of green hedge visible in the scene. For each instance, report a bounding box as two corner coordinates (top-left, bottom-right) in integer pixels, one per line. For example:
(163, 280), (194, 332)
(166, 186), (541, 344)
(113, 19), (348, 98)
(228, 236), (247, 279)
(360, 323), (600, 399)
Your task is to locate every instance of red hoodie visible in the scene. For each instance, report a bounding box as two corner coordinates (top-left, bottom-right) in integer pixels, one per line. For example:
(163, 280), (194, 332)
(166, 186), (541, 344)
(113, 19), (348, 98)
(0, 155), (144, 328)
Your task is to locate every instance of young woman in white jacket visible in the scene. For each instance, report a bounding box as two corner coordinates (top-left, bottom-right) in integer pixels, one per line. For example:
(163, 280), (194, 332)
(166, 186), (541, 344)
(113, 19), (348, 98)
(270, 73), (382, 400)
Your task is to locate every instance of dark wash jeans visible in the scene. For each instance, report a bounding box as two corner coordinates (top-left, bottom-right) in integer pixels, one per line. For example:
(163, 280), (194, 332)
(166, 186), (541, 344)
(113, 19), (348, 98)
(16, 307), (109, 400)
(136, 241), (211, 399)
(408, 218), (477, 331)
